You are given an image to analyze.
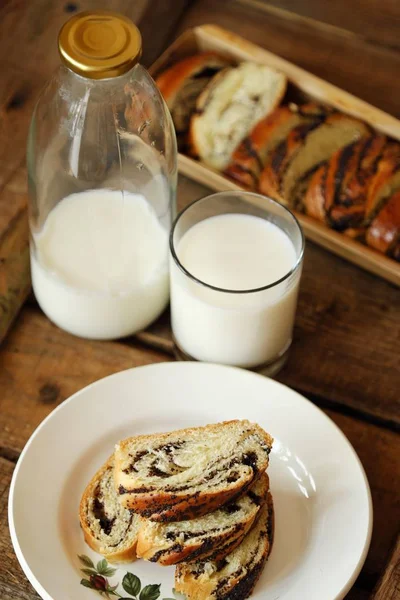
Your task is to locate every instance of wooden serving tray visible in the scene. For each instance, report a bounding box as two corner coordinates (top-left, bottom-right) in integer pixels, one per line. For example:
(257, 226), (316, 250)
(150, 24), (400, 287)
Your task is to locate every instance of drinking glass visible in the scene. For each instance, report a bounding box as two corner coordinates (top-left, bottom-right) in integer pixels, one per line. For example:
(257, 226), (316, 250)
(169, 191), (304, 376)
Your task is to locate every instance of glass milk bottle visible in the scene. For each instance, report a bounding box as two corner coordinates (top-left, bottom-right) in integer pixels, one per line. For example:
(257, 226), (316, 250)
(27, 11), (177, 339)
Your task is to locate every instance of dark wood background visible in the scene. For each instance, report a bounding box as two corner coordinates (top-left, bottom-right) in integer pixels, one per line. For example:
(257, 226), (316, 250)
(0, 1), (399, 599)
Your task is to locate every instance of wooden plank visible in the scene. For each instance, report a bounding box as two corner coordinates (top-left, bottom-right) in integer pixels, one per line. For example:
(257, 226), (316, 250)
(324, 409), (400, 583)
(251, 0), (400, 51)
(0, 168), (28, 340)
(0, 65), (41, 190)
(0, 307), (169, 455)
(138, 0), (193, 66)
(0, 209), (30, 344)
(177, 0), (400, 118)
(371, 534), (400, 600)
(350, 591), (372, 600)
(0, 457), (40, 600)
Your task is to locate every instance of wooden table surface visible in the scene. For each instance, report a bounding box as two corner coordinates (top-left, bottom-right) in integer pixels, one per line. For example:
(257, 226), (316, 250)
(0, 1), (399, 599)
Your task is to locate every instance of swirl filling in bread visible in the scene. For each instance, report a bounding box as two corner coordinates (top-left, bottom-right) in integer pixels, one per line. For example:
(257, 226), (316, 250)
(114, 420), (273, 521)
(136, 473), (270, 565)
(79, 457), (141, 563)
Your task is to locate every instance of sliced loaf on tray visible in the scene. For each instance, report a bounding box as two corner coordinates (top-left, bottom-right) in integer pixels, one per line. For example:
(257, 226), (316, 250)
(175, 492), (274, 600)
(114, 420), (273, 521)
(79, 457), (141, 563)
(136, 473), (269, 565)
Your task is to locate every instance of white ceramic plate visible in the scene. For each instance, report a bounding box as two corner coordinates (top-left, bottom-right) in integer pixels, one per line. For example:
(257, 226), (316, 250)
(9, 362), (372, 600)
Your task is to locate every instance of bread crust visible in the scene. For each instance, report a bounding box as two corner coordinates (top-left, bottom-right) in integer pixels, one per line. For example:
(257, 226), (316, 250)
(304, 135), (386, 232)
(259, 118), (323, 202)
(260, 112), (370, 204)
(114, 420), (273, 521)
(365, 143), (400, 220)
(156, 53), (230, 136)
(366, 190), (400, 256)
(79, 457), (139, 563)
(156, 52), (229, 107)
(137, 522), (245, 566)
(225, 103), (327, 190)
(303, 162), (328, 222)
(225, 106), (294, 190)
(127, 482), (255, 522)
(136, 473), (269, 566)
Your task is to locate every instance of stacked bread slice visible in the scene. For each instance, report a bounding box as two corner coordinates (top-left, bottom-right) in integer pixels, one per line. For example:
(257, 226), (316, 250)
(79, 420), (274, 599)
(80, 456), (141, 563)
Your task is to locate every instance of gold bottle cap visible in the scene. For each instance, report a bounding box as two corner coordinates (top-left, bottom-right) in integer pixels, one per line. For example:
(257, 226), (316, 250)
(58, 11), (142, 79)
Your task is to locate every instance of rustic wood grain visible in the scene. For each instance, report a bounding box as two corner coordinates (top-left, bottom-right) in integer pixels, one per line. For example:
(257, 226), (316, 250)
(138, 0), (193, 66)
(354, 591), (374, 600)
(253, 0), (400, 50)
(371, 534), (400, 599)
(0, 198), (29, 344)
(0, 307), (168, 455)
(0, 458), (40, 600)
(324, 410), (400, 584)
(177, 0), (400, 118)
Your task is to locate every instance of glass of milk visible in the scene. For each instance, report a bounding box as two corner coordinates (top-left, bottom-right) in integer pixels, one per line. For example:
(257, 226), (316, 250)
(170, 192), (304, 376)
(28, 12), (177, 339)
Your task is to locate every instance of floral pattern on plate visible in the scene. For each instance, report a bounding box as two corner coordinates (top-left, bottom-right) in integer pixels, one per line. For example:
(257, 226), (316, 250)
(78, 555), (186, 600)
